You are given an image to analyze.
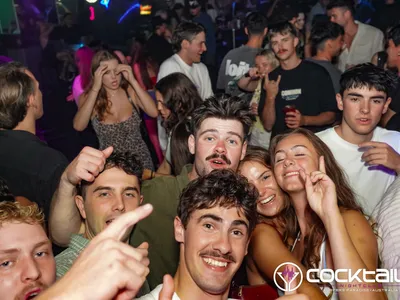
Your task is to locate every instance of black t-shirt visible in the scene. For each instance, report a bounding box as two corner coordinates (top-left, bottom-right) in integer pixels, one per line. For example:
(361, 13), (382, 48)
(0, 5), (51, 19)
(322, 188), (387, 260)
(388, 80), (400, 113)
(259, 60), (337, 137)
(146, 34), (174, 67)
(0, 130), (68, 218)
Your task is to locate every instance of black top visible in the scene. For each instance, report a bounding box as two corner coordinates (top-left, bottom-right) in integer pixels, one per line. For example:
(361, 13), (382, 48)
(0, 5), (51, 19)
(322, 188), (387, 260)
(0, 130), (68, 218)
(371, 3), (400, 33)
(259, 60), (337, 137)
(146, 34), (174, 67)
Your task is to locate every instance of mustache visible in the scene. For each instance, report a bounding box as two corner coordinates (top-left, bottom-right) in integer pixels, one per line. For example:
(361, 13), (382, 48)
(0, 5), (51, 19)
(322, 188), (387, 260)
(15, 282), (47, 300)
(200, 250), (236, 263)
(206, 153), (231, 165)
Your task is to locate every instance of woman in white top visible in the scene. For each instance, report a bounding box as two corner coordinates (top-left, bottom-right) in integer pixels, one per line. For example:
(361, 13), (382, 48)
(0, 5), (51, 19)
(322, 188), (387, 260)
(270, 128), (385, 300)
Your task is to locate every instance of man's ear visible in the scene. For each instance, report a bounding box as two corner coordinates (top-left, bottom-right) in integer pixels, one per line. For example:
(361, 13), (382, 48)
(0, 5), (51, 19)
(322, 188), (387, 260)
(244, 27), (249, 36)
(174, 217), (185, 243)
(294, 36), (299, 48)
(27, 94), (35, 109)
(181, 39), (190, 50)
(383, 97), (392, 115)
(244, 239), (250, 256)
(139, 195), (144, 204)
(75, 195), (87, 220)
(336, 93), (344, 111)
(188, 134), (195, 155)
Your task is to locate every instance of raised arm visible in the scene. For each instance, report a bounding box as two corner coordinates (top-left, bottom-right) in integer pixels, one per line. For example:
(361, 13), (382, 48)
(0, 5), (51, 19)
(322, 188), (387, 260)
(249, 224), (327, 299)
(117, 64), (158, 118)
(262, 74), (281, 131)
(73, 65), (107, 131)
(237, 68), (261, 92)
(49, 146), (113, 246)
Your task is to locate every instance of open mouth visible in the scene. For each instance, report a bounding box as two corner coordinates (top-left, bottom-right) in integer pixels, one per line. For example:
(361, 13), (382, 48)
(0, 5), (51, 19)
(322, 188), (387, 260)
(105, 218), (115, 226)
(284, 171), (300, 178)
(357, 118), (370, 124)
(209, 159), (227, 168)
(259, 194), (275, 205)
(202, 257), (230, 270)
(25, 289), (41, 300)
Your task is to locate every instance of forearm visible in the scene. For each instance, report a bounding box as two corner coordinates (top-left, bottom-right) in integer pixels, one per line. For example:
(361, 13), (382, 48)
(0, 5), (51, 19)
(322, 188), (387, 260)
(237, 76), (258, 92)
(262, 96), (276, 131)
(130, 80), (158, 118)
(49, 174), (82, 246)
(303, 112), (335, 127)
(323, 212), (385, 300)
(73, 90), (97, 131)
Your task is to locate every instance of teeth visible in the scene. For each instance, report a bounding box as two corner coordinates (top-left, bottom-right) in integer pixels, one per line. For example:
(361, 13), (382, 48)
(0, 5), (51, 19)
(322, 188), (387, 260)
(261, 195), (275, 204)
(284, 171), (299, 177)
(213, 160), (222, 164)
(203, 257), (228, 267)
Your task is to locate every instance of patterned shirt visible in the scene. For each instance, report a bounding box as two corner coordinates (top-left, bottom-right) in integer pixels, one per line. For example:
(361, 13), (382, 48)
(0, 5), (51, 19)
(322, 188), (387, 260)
(55, 234), (89, 279)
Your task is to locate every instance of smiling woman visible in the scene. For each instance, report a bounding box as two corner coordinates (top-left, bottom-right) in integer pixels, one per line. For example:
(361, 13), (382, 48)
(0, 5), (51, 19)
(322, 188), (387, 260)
(269, 128), (385, 300)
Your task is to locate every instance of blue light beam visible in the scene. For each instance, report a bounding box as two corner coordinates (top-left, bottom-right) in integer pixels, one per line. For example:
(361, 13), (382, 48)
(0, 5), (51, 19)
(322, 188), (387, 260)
(118, 3), (140, 24)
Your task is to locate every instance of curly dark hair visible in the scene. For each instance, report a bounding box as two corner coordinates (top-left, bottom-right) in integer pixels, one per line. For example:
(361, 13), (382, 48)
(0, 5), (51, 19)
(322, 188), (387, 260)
(177, 169), (259, 236)
(190, 94), (255, 141)
(155, 72), (202, 133)
(78, 151), (143, 197)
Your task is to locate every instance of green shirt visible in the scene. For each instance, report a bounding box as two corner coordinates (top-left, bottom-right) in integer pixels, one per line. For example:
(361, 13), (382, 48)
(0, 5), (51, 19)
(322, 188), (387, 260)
(130, 164), (191, 289)
(55, 234), (89, 279)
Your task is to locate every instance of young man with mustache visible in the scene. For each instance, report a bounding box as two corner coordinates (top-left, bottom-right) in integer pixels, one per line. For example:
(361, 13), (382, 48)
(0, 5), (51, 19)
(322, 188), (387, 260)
(48, 94), (254, 289)
(260, 22), (337, 138)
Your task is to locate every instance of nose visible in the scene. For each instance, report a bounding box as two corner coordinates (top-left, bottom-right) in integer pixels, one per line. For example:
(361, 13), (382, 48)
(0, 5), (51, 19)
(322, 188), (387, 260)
(157, 102), (163, 112)
(21, 256), (41, 283)
(329, 16), (334, 22)
(360, 101), (370, 114)
(112, 196), (125, 212)
(214, 139), (227, 154)
(212, 231), (232, 255)
(202, 44), (207, 52)
(283, 158), (294, 168)
(111, 71), (117, 79)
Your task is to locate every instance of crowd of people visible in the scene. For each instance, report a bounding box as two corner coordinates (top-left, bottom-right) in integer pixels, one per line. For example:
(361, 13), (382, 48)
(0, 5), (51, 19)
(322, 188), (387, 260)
(1, 0), (400, 299)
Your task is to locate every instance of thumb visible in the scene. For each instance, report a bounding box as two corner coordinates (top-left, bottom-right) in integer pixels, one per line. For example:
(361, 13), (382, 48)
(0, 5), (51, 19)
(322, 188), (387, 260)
(276, 75), (282, 84)
(159, 275), (174, 300)
(102, 146), (113, 158)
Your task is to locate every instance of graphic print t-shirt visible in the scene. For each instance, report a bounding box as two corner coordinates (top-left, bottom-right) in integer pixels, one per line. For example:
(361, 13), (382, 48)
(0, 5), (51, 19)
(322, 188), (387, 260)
(259, 60), (337, 137)
(217, 45), (260, 100)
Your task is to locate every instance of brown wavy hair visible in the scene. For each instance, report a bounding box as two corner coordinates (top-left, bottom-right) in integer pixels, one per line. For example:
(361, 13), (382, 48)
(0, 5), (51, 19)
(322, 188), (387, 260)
(269, 128), (364, 270)
(86, 50), (129, 121)
(238, 145), (295, 242)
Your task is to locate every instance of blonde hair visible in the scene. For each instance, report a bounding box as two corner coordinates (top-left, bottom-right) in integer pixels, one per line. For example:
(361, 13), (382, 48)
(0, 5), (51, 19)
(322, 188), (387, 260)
(256, 49), (279, 71)
(0, 201), (45, 228)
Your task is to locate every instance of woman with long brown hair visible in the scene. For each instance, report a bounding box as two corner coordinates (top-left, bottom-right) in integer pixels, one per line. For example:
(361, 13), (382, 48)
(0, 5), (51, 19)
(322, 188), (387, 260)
(73, 50), (158, 170)
(237, 146), (327, 299)
(269, 128), (385, 300)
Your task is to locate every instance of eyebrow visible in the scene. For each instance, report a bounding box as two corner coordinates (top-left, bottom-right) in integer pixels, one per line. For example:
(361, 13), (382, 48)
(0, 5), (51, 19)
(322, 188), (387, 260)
(197, 214), (249, 230)
(275, 145), (308, 155)
(93, 186), (139, 194)
(198, 129), (244, 142)
(0, 240), (50, 254)
(347, 93), (385, 100)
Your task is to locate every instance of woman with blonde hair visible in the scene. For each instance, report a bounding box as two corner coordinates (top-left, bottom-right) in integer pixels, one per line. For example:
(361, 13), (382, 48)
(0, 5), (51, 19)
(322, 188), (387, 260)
(73, 50), (158, 170)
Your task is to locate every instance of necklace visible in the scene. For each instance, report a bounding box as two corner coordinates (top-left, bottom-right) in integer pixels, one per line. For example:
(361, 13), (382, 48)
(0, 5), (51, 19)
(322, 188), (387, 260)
(290, 230), (301, 252)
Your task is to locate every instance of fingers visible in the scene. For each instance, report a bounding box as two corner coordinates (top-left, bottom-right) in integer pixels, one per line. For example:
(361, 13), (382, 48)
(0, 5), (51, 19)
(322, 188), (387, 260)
(102, 146), (114, 158)
(100, 204), (153, 241)
(299, 169), (313, 196)
(159, 274), (175, 300)
(358, 141), (385, 149)
(276, 75), (282, 84)
(319, 156), (326, 173)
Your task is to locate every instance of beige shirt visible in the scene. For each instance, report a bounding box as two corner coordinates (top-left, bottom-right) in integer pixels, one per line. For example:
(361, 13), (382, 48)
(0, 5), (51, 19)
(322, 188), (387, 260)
(337, 21), (384, 72)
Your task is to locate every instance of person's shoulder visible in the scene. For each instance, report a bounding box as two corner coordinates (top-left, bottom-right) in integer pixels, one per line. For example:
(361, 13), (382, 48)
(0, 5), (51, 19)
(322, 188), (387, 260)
(374, 127), (400, 147)
(160, 55), (177, 67)
(358, 21), (383, 35)
(315, 127), (335, 140)
(301, 60), (330, 75)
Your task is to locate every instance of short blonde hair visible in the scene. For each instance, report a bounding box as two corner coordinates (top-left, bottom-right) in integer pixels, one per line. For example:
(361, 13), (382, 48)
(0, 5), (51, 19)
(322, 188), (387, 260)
(256, 49), (279, 71)
(0, 201), (44, 228)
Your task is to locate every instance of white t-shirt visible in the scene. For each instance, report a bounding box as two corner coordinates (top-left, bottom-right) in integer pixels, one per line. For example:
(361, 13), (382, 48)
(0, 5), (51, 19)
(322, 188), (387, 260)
(317, 127), (400, 215)
(337, 21), (384, 72)
(157, 54), (213, 100)
(137, 284), (235, 300)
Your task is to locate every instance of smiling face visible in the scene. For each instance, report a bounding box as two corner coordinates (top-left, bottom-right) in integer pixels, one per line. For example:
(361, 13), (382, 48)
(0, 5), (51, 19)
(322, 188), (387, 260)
(185, 32), (207, 64)
(273, 134), (319, 193)
(175, 205), (249, 295)
(188, 118), (247, 178)
(100, 59), (122, 90)
(255, 55), (270, 76)
(0, 222), (55, 300)
(270, 32), (299, 61)
(239, 161), (285, 217)
(76, 167), (142, 243)
(337, 87), (390, 137)
(155, 90), (171, 120)
(295, 12), (305, 31)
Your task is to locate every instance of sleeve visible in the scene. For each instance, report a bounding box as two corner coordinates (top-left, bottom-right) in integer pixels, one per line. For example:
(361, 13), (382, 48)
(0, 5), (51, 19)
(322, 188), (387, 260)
(315, 68), (338, 113)
(157, 59), (181, 82)
(203, 65), (214, 99)
(217, 57), (227, 90)
(372, 29), (384, 55)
